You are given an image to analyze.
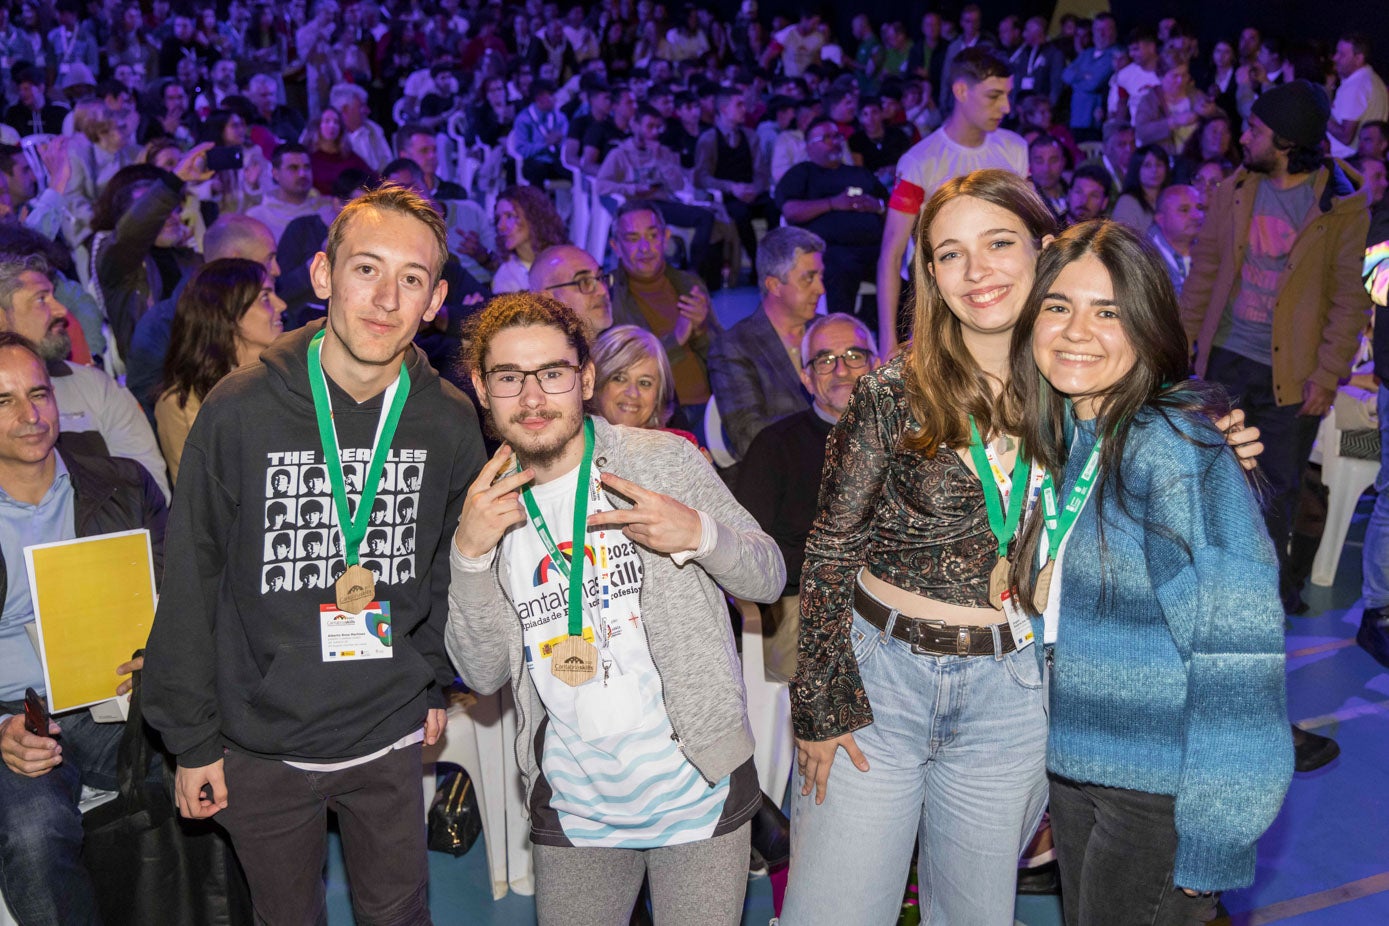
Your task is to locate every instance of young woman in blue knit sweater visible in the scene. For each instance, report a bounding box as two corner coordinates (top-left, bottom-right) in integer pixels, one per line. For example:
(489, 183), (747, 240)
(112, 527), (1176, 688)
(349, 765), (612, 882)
(1008, 220), (1293, 925)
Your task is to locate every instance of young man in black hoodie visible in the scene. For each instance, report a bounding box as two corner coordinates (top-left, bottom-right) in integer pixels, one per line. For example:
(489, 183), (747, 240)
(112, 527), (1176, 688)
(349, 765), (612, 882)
(143, 184), (486, 925)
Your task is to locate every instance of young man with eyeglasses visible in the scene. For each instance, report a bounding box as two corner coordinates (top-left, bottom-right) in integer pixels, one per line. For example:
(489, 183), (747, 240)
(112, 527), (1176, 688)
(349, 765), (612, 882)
(734, 313), (879, 683)
(528, 244), (614, 342)
(774, 115), (888, 328)
(142, 184), (486, 924)
(447, 291), (784, 926)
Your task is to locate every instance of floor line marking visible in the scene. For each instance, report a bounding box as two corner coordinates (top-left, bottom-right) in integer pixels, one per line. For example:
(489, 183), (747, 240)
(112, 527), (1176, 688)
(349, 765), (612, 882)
(1227, 870), (1389, 924)
(1287, 638), (1359, 658)
(1296, 697), (1389, 730)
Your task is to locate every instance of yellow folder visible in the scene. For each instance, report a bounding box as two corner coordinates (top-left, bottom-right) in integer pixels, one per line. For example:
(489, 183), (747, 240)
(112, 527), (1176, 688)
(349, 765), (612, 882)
(25, 529), (157, 714)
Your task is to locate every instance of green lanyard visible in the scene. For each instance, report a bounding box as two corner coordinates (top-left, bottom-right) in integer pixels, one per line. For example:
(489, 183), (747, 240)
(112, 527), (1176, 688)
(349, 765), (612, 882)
(1039, 440), (1103, 562)
(306, 329), (410, 567)
(966, 415), (1031, 559)
(520, 417), (595, 638)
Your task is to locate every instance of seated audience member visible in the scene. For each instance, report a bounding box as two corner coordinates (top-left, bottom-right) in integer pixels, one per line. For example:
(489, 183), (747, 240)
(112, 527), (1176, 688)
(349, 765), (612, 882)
(301, 106), (372, 196)
(137, 78), (196, 146)
(1352, 154), (1388, 217)
(563, 76), (613, 168)
(328, 82), (392, 170)
(2, 198), (107, 359)
(597, 106), (719, 280)
(1014, 92), (1081, 166)
(608, 200), (717, 426)
(0, 330), (168, 926)
(0, 146), (39, 221)
(849, 96), (912, 188)
(590, 323), (700, 445)
(756, 95), (797, 171)
(247, 143), (340, 243)
(0, 249), (170, 498)
(1064, 163), (1113, 225)
(1097, 119), (1136, 192)
(127, 214), (281, 414)
(465, 76), (516, 148)
(660, 90), (705, 170)
(247, 72), (307, 146)
(486, 185), (569, 294)
(1189, 158), (1233, 209)
(155, 259), (285, 482)
(196, 108), (270, 216)
(65, 100), (143, 229)
(395, 124), (466, 201)
(91, 147), (213, 367)
(1111, 142), (1172, 234)
(695, 86), (774, 265)
(582, 83), (636, 175)
(1361, 120), (1389, 161)
(6, 68), (68, 136)
(512, 79), (571, 185)
(770, 96), (824, 188)
(774, 117), (887, 324)
(1029, 133), (1070, 222)
(707, 226), (822, 460)
(527, 243), (614, 342)
(1176, 112), (1239, 181)
(733, 312), (878, 682)
(1134, 59), (1218, 156)
(1146, 183), (1203, 292)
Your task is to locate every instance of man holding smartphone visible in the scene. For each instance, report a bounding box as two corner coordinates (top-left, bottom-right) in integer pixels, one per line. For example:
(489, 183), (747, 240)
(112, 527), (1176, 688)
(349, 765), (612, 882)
(773, 116), (888, 329)
(0, 327), (168, 926)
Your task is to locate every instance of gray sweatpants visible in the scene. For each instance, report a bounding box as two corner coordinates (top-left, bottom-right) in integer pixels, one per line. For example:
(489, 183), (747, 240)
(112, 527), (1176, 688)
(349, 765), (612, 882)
(532, 821), (752, 926)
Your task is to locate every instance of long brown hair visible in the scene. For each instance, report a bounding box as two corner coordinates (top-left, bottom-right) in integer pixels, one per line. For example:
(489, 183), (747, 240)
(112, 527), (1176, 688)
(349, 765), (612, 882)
(901, 169), (1057, 454)
(1006, 220), (1229, 613)
(161, 258), (267, 408)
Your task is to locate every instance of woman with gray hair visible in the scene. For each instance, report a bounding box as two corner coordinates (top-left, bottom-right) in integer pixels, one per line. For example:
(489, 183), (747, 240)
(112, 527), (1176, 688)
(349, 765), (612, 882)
(589, 324), (707, 451)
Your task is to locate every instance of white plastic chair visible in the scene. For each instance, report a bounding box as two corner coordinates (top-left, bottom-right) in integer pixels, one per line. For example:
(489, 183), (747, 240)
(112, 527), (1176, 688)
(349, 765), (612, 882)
(421, 691), (534, 900)
(560, 149), (591, 255)
(19, 133), (53, 190)
(704, 396), (737, 469)
(1311, 406), (1381, 587)
(734, 598), (795, 807)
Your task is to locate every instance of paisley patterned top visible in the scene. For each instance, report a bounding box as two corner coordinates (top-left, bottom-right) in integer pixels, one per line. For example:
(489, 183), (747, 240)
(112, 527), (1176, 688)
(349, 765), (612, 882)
(791, 357), (996, 741)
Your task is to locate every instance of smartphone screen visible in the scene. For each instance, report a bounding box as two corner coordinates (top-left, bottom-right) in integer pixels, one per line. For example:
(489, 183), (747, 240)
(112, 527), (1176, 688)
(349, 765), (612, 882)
(206, 145), (244, 172)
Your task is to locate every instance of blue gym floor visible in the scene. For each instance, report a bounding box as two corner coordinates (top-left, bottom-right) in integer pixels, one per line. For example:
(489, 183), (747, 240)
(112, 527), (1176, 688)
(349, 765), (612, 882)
(326, 502), (1389, 925)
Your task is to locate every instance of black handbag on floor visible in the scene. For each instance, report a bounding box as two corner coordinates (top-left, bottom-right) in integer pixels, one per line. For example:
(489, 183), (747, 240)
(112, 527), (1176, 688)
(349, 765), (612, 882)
(80, 661), (254, 926)
(427, 767), (483, 856)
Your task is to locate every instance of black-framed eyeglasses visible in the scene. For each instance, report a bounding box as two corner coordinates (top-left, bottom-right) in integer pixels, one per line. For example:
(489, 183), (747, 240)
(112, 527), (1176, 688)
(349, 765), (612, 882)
(805, 348), (873, 373)
(482, 364), (581, 397)
(545, 271), (614, 296)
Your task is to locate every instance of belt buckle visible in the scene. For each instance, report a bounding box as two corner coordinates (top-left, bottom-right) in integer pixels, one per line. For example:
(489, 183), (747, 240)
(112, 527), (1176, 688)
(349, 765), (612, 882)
(956, 626), (971, 656)
(907, 617), (946, 655)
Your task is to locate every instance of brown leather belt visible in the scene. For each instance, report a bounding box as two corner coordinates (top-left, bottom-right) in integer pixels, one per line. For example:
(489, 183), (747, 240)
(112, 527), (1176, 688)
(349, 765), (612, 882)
(853, 584), (1017, 656)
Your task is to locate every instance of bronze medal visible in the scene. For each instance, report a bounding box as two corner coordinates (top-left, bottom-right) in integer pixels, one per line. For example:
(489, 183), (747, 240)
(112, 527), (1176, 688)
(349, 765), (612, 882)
(335, 564), (376, 614)
(1033, 561), (1055, 612)
(551, 635), (598, 687)
(988, 556), (1009, 610)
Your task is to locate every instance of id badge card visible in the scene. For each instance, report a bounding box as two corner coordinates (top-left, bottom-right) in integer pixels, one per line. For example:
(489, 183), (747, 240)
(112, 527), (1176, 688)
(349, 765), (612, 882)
(999, 590), (1035, 651)
(575, 672), (642, 742)
(319, 601), (394, 661)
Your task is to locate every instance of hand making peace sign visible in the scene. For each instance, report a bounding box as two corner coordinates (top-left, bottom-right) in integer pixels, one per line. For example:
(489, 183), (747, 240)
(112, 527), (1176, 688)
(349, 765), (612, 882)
(587, 472), (703, 555)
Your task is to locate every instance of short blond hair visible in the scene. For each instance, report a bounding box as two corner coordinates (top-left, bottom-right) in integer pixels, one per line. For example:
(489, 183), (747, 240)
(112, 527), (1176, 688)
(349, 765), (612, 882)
(325, 182), (448, 282)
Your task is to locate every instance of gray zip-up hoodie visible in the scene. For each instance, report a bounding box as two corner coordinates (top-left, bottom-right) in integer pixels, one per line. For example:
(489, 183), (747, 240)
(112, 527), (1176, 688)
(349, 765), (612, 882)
(446, 417), (785, 806)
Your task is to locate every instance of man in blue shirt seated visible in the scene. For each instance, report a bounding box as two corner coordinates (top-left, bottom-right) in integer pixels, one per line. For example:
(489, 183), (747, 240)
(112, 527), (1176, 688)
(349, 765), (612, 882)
(0, 331), (167, 925)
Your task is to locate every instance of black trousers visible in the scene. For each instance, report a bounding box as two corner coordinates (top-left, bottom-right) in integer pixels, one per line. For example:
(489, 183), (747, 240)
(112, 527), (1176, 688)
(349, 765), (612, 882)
(720, 192), (775, 267)
(522, 157), (569, 186)
(822, 244), (881, 333)
(1050, 774), (1220, 926)
(1204, 347), (1320, 593)
(215, 743), (430, 926)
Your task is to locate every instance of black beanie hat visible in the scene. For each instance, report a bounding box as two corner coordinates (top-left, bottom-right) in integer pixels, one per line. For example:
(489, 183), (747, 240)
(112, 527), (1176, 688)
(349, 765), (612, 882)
(1250, 79), (1332, 150)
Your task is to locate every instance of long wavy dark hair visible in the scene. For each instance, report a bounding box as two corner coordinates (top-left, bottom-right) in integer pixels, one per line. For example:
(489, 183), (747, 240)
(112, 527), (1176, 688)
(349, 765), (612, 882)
(160, 258), (267, 409)
(901, 169), (1058, 454)
(496, 184), (568, 259)
(1006, 220), (1232, 613)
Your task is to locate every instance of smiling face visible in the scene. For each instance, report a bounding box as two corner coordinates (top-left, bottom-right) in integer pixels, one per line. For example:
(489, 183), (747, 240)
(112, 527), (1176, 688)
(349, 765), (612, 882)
(799, 317), (877, 418)
(236, 277), (287, 356)
(612, 207), (667, 280)
(1031, 252), (1135, 419)
(2, 270), (70, 360)
(472, 323), (594, 469)
(927, 195), (1042, 337)
(596, 355), (660, 427)
(765, 250), (825, 325)
(310, 206), (446, 376)
(0, 345), (58, 468)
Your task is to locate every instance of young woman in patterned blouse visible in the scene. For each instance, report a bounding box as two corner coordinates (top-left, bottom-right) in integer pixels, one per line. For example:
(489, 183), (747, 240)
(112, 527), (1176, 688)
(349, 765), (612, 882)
(781, 169), (1059, 925)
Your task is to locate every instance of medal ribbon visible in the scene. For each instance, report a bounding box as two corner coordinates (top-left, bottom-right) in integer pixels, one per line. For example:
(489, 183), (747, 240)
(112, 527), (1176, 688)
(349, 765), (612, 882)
(966, 415), (1032, 558)
(520, 417), (595, 638)
(1039, 439), (1103, 562)
(307, 330), (410, 567)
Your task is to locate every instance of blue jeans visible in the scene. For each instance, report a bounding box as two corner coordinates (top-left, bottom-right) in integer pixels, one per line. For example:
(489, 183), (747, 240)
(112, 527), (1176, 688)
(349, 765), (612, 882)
(1362, 386), (1389, 607)
(0, 705), (124, 926)
(780, 610), (1049, 926)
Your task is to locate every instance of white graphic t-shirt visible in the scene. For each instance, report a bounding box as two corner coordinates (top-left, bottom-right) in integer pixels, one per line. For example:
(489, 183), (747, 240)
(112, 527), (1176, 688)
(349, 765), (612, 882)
(503, 463), (731, 849)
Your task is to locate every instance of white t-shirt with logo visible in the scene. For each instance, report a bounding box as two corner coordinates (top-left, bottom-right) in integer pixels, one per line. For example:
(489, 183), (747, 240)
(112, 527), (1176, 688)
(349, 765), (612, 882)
(503, 463), (730, 848)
